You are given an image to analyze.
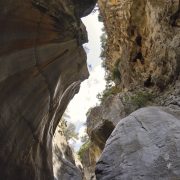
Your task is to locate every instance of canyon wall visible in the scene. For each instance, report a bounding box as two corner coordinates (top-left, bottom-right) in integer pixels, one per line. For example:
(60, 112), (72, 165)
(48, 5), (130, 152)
(79, 142), (101, 180)
(81, 0), (180, 179)
(98, 0), (180, 90)
(53, 125), (83, 180)
(0, 0), (96, 179)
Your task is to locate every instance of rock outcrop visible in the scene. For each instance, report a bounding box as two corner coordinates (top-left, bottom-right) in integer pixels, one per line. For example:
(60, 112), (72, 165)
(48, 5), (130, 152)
(86, 93), (132, 150)
(85, 89), (155, 178)
(79, 142), (101, 180)
(98, 0), (180, 90)
(96, 107), (180, 180)
(80, 0), (180, 179)
(0, 0), (96, 179)
(53, 125), (83, 180)
(87, 77), (180, 151)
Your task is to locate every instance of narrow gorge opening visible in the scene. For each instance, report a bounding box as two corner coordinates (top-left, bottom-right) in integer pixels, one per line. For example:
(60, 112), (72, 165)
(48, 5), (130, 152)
(52, 6), (107, 180)
(53, 1), (180, 179)
(1, 0), (180, 180)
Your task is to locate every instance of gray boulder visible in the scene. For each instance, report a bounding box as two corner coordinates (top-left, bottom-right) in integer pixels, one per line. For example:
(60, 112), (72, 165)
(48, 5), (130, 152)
(96, 107), (180, 180)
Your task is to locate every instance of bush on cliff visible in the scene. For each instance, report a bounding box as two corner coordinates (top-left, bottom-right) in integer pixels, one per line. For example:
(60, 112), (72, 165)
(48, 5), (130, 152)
(78, 140), (91, 162)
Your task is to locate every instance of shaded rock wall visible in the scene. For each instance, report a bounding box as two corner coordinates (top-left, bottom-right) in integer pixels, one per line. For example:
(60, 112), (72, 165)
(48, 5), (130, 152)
(0, 0), (96, 179)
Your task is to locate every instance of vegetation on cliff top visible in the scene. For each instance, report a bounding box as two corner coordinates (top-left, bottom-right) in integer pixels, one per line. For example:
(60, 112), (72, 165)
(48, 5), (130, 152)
(97, 86), (121, 102)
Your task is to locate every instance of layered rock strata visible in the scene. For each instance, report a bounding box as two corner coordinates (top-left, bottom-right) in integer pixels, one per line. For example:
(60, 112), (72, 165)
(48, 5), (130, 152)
(98, 0), (180, 90)
(0, 0), (96, 179)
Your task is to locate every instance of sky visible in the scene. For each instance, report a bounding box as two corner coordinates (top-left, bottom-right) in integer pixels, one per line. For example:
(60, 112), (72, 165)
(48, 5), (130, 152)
(66, 11), (106, 151)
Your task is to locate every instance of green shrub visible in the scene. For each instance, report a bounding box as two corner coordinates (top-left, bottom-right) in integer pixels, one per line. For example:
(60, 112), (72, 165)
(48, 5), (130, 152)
(86, 107), (92, 117)
(98, 13), (103, 22)
(100, 32), (107, 59)
(97, 86), (121, 102)
(78, 140), (91, 161)
(131, 91), (154, 108)
(112, 58), (121, 81)
(112, 67), (121, 81)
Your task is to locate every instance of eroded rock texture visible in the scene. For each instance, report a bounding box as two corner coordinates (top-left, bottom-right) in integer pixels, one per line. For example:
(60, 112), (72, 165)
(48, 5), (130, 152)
(0, 0), (96, 179)
(98, 0), (180, 90)
(53, 125), (83, 180)
(96, 107), (180, 180)
(80, 142), (101, 180)
(87, 79), (180, 152)
(84, 93), (134, 179)
(86, 97), (121, 150)
(82, 1), (180, 179)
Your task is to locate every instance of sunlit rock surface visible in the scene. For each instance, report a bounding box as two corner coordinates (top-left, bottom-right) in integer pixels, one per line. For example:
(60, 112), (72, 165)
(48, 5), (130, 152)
(0, 0), (96, 179)
(80, 142), (101, 180)
(96, 107), (180, 180)
(84, 0), (180, 179)
(53, 125), (83, 180)
(98, 0), (180, 90)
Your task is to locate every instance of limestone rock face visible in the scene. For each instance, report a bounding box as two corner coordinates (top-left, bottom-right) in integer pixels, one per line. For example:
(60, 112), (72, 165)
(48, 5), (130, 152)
(80, 143), (101, 180)
(85, 90), (153, 179)
(157, 78), (180, 119)
(84, 94), (133, 179)
(0, 0), (96, 179)
(87, 95), (125, 150)
(98, 0), (180, 90)
(96, 107), (180, 180)
(86, 90), (153, 150)
(82, 1), (180, 179)
(53, 126), (83, 180)
(88, 1), (180, 179)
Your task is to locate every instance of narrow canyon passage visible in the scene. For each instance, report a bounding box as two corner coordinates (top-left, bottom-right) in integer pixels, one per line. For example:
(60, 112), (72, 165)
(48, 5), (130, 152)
(54, 0), (180, 179)
(52, 9), (106, 180)
(0, 0), (180, 180)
